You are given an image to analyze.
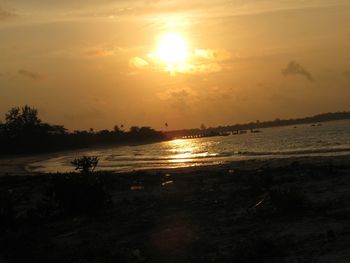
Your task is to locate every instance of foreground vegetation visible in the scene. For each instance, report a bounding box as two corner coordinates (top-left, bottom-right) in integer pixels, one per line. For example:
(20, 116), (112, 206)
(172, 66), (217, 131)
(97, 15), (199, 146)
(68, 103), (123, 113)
(1, 157), (350, 262)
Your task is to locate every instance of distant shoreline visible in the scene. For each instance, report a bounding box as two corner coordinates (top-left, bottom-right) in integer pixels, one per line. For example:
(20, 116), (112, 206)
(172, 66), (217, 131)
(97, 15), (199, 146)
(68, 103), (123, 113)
(165, 112), (350, 138)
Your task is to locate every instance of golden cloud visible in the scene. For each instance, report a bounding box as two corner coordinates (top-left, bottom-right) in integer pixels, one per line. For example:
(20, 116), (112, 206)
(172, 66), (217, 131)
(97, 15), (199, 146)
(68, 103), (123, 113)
(129, 48), (231, 75)
(129, 57), (149, 69)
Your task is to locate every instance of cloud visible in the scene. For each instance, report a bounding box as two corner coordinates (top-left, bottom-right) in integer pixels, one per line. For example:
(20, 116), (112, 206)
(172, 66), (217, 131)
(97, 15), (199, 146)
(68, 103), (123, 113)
(129, 57), (149, 69)
(194, 49), (231, 61)
(157, 86), (198, 111)
(0, 7), (16, 20)
(61, 0), (350, 23)
(282, 61), (314, 81)
(84, 45), (123, 57)
(169, 89), (190, 109)
(85, 49), (115, 57)
(130, 48), (231, 75)
(18, 69), (41, 80)
(3, 0), (349, 26)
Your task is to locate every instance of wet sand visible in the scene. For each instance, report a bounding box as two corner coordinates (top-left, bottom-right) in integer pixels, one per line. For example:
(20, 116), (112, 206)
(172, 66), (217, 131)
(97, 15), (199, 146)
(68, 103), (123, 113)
(0, 154), (47, 176)
(1, 155), (350, 262)
(1, 151), (350, 177)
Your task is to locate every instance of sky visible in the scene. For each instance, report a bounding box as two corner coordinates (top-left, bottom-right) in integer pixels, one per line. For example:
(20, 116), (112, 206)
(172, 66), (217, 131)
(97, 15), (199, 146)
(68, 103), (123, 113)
(0, 0), (350, 131)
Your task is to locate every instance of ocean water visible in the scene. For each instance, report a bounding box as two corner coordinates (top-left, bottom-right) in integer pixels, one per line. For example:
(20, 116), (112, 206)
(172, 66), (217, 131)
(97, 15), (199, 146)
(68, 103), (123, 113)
(29, 120), (350, 173)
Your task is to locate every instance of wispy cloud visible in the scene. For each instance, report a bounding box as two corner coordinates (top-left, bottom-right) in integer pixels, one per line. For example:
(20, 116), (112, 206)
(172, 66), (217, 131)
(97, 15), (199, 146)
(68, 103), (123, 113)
(76, 0), (350, 21)
(4, 0), (350, 26)
(0, 7), (16, 20)
(18, 69), (41, 80)
(157, 86), (196, 111)
(282, 61), (314, 81)
(130, 48), (231, 75)
(129, 57), (149, 69)
(83, 44), (124, 57)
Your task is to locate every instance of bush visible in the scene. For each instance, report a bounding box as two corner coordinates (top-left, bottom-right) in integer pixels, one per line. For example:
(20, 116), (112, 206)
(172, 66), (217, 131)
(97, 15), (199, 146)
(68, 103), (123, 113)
(71, 156), (99, 174)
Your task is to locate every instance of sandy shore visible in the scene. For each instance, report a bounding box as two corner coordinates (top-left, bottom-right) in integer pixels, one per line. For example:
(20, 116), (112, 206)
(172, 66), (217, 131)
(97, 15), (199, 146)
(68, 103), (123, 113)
(0, 154), (47, 176)
(1, 154), (350, 262)
(0, 151), (74, 176)
(0, 156), (350, 263)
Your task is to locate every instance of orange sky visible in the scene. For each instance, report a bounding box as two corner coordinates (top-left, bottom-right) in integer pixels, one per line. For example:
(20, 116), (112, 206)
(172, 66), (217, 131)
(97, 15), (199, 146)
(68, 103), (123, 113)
(1, 0), (350, 130)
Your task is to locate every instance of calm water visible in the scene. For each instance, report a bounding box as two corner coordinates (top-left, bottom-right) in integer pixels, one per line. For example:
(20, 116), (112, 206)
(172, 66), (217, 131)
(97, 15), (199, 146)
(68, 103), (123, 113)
(29, 120), (350, 173)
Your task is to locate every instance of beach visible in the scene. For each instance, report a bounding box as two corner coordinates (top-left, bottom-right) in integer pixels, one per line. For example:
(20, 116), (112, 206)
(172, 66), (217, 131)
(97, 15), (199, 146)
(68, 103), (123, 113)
(1, 154), (350, 262)
(2, 1), (350, 261)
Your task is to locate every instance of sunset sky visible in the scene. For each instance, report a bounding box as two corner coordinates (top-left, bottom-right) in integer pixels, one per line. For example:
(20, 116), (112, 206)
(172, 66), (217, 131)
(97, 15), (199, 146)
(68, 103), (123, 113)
(1, 0), (350, 131)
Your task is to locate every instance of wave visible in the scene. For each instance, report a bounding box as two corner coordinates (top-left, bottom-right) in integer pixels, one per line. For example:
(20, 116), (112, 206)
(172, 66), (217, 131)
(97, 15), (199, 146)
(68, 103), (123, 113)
(101, 147), (350, 163)
(236, 147), (350, 157)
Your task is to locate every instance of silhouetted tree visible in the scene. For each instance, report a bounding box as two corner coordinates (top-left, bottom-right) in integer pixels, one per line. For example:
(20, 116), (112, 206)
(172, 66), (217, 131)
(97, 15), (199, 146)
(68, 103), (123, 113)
(3, 105), (41, 136)
(0, 105), (166, 154)
(129, 126), (140, 134)
(113, 125), (121, 132)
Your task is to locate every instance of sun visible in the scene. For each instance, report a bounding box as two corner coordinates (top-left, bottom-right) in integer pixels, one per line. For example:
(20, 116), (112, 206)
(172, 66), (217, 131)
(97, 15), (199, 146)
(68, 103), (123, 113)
(155, 32), (189, 65)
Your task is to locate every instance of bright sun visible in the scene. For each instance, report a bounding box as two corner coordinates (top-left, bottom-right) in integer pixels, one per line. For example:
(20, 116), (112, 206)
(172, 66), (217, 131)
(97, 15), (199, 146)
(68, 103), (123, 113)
(155, 32), (189, 65)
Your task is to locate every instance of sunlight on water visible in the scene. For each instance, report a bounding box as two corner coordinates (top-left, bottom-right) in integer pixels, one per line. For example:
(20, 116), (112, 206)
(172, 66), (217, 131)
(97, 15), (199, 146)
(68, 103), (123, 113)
(29, 120), (350, 173)
(167, 139), (197, 157)
(165, 139), (219, 164)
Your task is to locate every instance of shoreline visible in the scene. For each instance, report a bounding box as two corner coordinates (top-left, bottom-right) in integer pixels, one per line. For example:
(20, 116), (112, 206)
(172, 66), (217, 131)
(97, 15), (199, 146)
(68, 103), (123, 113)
(1, 152), (350, 262)
(0, 139), (171, 176)
(1, 152), (350, 177)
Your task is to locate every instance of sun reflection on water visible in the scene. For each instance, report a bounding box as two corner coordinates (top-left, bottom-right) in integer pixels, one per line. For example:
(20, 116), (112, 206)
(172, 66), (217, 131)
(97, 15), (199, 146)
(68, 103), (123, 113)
(165, 139), (218, 164)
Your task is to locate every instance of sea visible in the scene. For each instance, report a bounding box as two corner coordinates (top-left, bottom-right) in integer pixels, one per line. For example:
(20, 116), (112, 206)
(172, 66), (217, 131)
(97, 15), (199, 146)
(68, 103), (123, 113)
(29, 119), (350, 173)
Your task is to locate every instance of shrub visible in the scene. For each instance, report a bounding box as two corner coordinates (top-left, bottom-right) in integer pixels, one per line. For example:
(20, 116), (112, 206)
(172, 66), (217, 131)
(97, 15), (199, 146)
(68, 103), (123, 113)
(71, 156), (99, 174)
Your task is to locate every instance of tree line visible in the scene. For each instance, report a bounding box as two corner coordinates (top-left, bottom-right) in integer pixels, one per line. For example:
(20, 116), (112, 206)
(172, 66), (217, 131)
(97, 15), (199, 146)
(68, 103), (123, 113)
(166, 111), (350, 138)
(0, 105), (166, 154)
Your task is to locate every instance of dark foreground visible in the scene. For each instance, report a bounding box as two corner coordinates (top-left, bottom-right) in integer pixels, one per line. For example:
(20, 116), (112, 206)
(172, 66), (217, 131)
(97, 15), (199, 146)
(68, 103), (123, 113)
(1, 156), (350, 263)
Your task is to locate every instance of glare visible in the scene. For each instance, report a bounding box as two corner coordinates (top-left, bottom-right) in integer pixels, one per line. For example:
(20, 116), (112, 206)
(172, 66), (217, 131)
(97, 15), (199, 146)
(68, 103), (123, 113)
(155, 32), (189, 65)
